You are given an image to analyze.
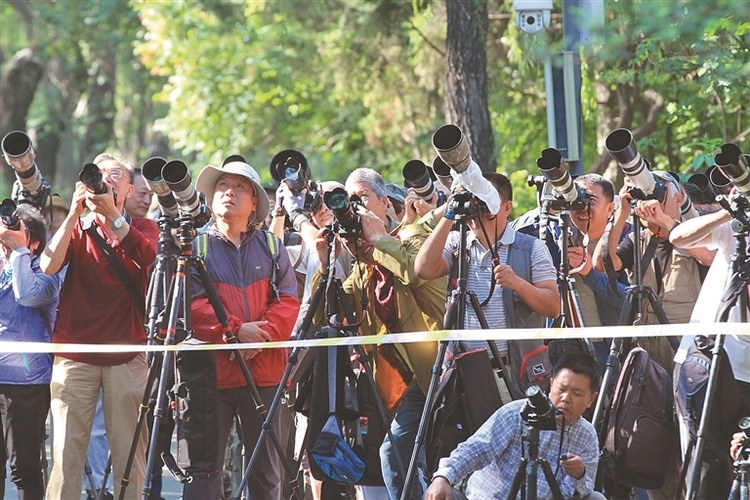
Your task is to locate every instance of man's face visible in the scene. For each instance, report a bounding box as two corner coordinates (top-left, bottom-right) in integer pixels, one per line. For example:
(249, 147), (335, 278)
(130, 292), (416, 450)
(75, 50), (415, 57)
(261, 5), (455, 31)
(96, 159), (134, 209)
(549, 368), (597, 425)
(212, 173), (258, 224)
(125, 174), (152, 218)
(571, 183), (614, 238)
(347, 182), (389, 224)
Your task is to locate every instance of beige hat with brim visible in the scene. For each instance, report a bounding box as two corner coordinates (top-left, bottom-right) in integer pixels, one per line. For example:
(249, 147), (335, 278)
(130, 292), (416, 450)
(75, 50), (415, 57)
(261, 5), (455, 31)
(195, 161), (270, 225)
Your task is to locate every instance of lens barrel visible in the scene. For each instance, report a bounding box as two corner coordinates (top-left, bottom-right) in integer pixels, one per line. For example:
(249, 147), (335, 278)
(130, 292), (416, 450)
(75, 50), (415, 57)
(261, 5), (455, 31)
(0, 198), (20, 231)
(162, 160), (202, 216)
(79, 163), (108, 195)
(606, 128), (661, 199)
(142, 156), (178, 218)
(402, 159), (435, 200)
(432, 124), (471, 173)
(537, 148), (578, 203)
(324, 187), (361, 235)
(714, 143), (750, 197)
(432, 156), (454, 189)
(2, 131), (44, 196)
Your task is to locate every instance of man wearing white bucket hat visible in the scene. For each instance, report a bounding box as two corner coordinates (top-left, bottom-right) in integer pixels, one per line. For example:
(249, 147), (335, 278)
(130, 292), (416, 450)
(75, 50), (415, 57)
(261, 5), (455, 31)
(183, 158), (300, 499)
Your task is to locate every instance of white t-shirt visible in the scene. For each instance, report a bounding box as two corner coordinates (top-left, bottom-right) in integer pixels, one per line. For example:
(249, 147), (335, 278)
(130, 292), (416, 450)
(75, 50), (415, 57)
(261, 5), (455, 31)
(674, 221), (750, 383)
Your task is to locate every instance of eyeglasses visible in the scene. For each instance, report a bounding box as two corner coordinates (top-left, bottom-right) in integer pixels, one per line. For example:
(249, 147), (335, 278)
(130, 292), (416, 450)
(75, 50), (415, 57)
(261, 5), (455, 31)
(99, 168), (124, 181)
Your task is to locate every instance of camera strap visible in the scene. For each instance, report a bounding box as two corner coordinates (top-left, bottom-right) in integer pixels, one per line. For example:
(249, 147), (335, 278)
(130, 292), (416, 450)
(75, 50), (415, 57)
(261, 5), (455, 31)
(86, 223), (145, 315)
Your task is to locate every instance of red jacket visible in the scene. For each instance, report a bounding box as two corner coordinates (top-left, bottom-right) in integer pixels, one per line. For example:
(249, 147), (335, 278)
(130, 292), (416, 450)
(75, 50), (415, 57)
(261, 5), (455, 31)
(190, 225), (300, 389)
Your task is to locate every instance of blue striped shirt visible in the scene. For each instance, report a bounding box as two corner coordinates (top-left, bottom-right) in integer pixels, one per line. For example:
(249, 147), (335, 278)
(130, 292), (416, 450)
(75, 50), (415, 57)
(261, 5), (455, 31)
(433, 399), (599, 500)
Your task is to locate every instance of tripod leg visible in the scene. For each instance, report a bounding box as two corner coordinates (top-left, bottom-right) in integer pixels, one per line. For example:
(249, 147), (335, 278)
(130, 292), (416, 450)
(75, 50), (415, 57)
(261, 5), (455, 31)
(507, 458), (529, 500)
(467, 291), (513, 398)
(644, 286), (671, 325)
(617, 288), (636, 326)
(539, 459), (564, 500)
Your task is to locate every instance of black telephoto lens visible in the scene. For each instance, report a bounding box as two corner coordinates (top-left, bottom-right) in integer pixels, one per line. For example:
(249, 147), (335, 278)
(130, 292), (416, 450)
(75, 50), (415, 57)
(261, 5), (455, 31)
(707, 165), (733, 196)
(402, 159), (435, 200)
(142, 156), (178, 218)
(324, 187), (361, 236)
(0, 198), (20, 230)
(79, 163), (108, 194)
(282, 157), (307, 196)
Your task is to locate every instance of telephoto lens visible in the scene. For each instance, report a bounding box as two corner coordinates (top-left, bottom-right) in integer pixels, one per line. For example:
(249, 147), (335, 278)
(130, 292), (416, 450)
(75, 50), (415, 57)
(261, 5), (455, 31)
(162, 160), (201, 215)
(537, 148), (577, 203)
(402, 159), (436, 200)
(714, 143), (750, 197)
(79, 163), (108, 195)
(686, 172), (716, 205)
(2, 131), (43, 195)
(606, 128), (665, 202)
(707, 165), (733, 197)
(141, 156), (178, 218)
(0, 198), (20, 231)
(280, 156), (307, 196)
(432, 156), (454, 189)
(432, 124), (472, 173)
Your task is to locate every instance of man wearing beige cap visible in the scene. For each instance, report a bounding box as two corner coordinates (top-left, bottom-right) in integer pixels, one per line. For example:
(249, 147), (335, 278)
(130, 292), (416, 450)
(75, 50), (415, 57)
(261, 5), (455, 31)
(183, 159), (300, 499)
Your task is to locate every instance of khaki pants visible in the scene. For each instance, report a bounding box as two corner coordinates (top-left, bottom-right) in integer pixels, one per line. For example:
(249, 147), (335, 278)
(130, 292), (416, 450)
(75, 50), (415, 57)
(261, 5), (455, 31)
(46, 355), (148, 500)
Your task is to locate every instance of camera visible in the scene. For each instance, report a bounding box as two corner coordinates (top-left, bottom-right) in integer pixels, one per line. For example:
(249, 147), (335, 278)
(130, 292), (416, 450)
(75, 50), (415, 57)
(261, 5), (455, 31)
(444, 190), (491, 221)
(513, 0), (552, 34)
(323, 187), (363, 238)
(714, 143), (750, 198)
(270, 149), (321, 216)
(2, 130), (51, 210)
(605, 128), (667, 203)
(537, 147), (590, 211)
(520, 384), (558, 431)
(142, 156), (179, 218)
(79, 162), (109, 195)
(738, 416), (750, 461)
(0, 198), (20, 231)
(161, 160), (212, 227)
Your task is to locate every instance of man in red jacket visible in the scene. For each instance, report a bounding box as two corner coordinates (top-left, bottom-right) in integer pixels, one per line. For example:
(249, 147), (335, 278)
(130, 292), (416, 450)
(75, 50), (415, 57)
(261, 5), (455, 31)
(42, 154), (158, 500)
(184, 160), (300, 499)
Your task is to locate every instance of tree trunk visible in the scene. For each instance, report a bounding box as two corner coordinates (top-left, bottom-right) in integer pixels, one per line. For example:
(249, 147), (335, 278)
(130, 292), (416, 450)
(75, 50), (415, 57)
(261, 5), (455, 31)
(81, 42), (117, 162)
(0, 49), (44, 195)
(444, 0), (496, 172)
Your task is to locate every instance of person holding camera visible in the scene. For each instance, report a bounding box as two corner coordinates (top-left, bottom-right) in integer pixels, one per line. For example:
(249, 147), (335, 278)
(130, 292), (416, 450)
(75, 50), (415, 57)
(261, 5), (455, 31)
(423, 351), (603, 500)
(0, 203), (61, 500)
(183, 160), (300, 500)
(415, 172), (559, 395)
(41, 154), (158, 500)
(310, 167), (447, 500)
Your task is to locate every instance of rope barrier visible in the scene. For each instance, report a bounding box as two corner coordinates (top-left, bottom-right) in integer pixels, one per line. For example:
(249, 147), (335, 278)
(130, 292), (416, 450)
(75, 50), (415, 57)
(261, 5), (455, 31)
(1, 323), (747, 354)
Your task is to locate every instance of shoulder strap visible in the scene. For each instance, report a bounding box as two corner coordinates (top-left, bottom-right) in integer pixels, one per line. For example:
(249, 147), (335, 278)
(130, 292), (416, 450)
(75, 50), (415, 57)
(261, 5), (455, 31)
(264, 230), (281, 302)
(86, 224), (144, 314)
(194, 231), (210, 261)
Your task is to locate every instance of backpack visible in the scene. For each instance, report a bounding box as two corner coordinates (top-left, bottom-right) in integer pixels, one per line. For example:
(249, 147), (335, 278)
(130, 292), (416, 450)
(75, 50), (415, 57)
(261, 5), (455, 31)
(603, 346), (678, 489)
(425, 348), (503, 473)
(507, 339), (553, 401)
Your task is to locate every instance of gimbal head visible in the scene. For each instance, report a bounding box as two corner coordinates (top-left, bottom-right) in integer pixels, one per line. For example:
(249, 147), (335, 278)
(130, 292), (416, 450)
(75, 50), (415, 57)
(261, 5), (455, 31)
(520, 385), (558, 431)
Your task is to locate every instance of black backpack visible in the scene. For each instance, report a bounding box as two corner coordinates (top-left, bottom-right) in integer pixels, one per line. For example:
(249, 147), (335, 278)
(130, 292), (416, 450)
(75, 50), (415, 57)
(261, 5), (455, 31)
(425, 348), (503, 474)
(603, 346), (678, 489)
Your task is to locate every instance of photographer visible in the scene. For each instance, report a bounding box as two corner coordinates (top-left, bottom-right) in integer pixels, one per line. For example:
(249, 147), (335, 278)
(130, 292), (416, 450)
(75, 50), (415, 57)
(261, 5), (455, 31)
(185, 160), (300, 499)
(423, 351), (603, 500)
(0, 203), (61, 500)
(415, 173), (559, 370)
(41, 154), (158, 500)
(310, 168), (447, 500)
(566, 174), (629, 327)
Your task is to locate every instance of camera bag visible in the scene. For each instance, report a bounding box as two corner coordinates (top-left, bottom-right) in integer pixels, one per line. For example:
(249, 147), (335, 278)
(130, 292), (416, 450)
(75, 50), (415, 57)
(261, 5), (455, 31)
(310, 343), (365, 484)
(603, 345), (678, 489)
(425, 348), (503, 474)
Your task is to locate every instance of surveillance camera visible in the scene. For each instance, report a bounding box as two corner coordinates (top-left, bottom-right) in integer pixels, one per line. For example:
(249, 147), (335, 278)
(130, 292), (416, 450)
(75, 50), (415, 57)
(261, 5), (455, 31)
(513, 0), (552, 34)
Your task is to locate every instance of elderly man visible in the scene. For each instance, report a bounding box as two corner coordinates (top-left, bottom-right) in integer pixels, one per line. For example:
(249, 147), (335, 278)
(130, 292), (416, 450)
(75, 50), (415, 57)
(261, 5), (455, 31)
(310, 167), (446, 499)
(42, 154), (158, 500)
(183, 159), (300, 500)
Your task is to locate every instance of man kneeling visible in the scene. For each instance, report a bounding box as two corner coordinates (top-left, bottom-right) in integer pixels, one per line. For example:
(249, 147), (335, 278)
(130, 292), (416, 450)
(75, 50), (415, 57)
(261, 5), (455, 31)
(424, 351), (605, 500)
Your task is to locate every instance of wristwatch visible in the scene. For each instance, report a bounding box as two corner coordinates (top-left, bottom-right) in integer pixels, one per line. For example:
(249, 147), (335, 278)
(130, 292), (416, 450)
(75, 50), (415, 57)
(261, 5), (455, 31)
(112, 214), (126, 230)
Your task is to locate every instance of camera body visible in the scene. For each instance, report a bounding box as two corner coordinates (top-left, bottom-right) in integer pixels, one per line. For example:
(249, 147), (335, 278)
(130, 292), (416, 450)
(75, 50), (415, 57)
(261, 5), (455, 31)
(324, 187), (364, 239)
(520, 385), (558, 431)
(513, 0), (552, 34)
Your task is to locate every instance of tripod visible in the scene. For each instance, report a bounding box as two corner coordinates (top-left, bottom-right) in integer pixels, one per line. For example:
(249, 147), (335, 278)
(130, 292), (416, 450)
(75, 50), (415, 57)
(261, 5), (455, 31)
(729, 456), (750, 500)
(684, 196), (750, 500)
(137, 215), (304, 500)
(400, 198), (514, 500)
(117, 214), (176, 500)
(507, 423), (564, 500)
(234, 225), (404, 499)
